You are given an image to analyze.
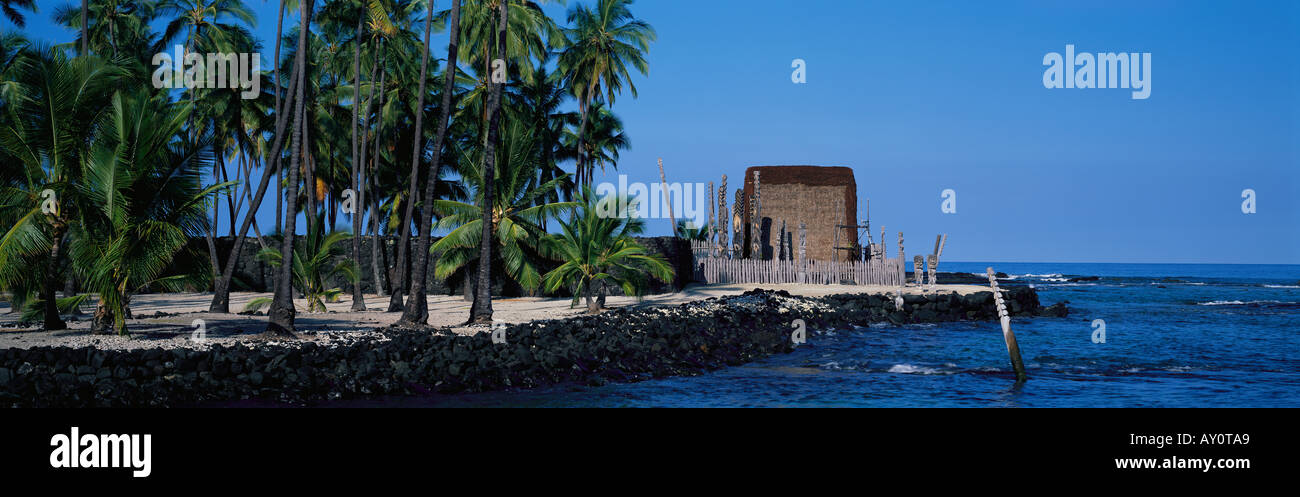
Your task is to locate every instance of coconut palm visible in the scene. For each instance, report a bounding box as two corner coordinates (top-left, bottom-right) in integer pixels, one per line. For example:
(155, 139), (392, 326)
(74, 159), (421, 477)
(555, 0), (653, 187)
(158, 0), (258, 54)
(69, 89), (229, 335)
(512, 58), (576, 222)
(206, 0), (303, 314)
(541, 187), (673, 313)
(0, 1), (36, 28)
(53, 1), (158, 60)
(675, 220), (710, 242)
(460, 0), (510, 323)
(266, 0), (314, 336)
(431, 120), (575, 296)
(401, 0), (462, 325)
(244, 214), (358, 313)
(0, 48), (121, 330)
(558, 101), (626, 181)
(386, 0), (435, 316)
(317, 0), (370, 310)
(156, 0), (257, 285)
(368, 0), (430, 312)
(454, 0), (558, 139)
(0, 30), (28, 99)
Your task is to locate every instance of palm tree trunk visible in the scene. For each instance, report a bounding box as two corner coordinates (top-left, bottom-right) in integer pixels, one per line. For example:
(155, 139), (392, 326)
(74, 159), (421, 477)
(471, 0), (508, 324)
(208, 45), (302, 313)
(574, 81), (596, 187)
(369, 197), (385, 296)
(273, 0), (287, 235)
(584, 282), (599, 314)
(401, 0), (460, 326)
(80, 0), (88, 55)
(267, 0), (315, 336)
(42, 227), (68, 330)
(304, 116), (317, 232)
(382, 44), (411, 312)
(348, 11), (367, 311)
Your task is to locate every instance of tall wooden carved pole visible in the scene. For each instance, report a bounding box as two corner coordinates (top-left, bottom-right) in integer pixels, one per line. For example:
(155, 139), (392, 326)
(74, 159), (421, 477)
(733, 189), (745, 258)
(717, 175), (728, 257)
(706, 181), (715, 247)
(798, 222), (807, 283)
(914, 255), (925, 286)
(927, 255), (938, 291)
(897, 231), (906, 290)
(778, 219), (787, 260)
(988, 267), (1028, 382)
(751, 171), (762, 259)
(659, 158), (676, 235)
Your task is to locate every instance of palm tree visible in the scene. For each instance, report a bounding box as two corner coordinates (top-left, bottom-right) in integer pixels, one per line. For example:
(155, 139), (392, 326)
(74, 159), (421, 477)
(245, 215), (358, 313)
(53, 1), (158, 60)
(156, 0), (257, 286)
(0, 1), (36, 28)
(373, 0), (430, 312)
(556, 0), (653, 187)
(454, 0), (557, 140)
(266, 0), (314, 336)
(195, 28), (271, 241)
(70, 90), (229, 335)
(541, 187), (673, 313)
(0, 47), (121, 330)
(400, 0), (461, 326)
(467, 0), (508, 324)
(316, 0), (369, 310)
(675, 220), (710, 242)
(558, 101), (627, 181)
(513, 58), (576, 225)
(158, 0), (258, 54)
(206, 0), (304, 314)
(270, 0), (295, 234)
(387, 0), (435, 316)
(431, 120), (575, 296)
(0, 30), (27, 99)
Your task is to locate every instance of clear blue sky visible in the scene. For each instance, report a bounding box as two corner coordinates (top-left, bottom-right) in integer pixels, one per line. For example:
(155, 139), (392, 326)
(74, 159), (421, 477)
(9, 1), (1299, 264)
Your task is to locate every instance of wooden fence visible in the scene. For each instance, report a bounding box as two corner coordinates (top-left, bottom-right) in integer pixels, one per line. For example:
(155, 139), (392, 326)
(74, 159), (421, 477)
(691, 254), (904, 286)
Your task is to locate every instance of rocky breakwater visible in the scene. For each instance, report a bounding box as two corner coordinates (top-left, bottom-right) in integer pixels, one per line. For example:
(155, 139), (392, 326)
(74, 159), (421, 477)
(0, 288), (1066, 407)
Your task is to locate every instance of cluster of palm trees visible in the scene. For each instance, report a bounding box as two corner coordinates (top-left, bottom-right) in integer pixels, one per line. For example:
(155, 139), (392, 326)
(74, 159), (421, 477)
(0, 0), (669, 336)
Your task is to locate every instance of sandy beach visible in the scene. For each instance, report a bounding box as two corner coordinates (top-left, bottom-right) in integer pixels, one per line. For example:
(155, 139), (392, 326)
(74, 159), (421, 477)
(0, 283), (989, 350)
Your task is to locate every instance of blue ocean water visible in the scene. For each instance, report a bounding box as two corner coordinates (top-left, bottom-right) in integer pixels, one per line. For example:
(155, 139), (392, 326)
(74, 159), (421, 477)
(334, 263), (1300, 407)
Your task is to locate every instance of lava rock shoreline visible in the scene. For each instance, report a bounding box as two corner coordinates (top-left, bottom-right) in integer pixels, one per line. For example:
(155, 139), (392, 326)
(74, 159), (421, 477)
(0, 288), (1065, 407)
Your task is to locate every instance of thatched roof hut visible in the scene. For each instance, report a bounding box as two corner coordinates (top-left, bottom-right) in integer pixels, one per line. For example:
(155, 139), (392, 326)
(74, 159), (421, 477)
(742, 165), (857, 261)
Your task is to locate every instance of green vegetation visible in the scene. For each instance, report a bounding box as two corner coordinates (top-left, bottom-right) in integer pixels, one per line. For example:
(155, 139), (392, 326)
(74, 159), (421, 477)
(542, 188), (673, 313)
(0, 0), (659, 336)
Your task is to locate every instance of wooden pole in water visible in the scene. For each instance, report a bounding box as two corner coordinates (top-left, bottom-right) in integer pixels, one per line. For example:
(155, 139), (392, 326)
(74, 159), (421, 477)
(987, 267), (1028, 382)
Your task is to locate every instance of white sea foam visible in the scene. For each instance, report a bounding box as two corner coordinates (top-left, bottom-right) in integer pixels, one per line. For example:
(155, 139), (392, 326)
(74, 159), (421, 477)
(1005, 273), (1064, 280)
(888, 364), (943, 374)
(1263, 284), (1300, 289)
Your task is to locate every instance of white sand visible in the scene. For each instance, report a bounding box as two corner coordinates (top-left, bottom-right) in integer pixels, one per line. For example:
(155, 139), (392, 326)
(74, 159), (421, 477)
(0, 283), (988, 350)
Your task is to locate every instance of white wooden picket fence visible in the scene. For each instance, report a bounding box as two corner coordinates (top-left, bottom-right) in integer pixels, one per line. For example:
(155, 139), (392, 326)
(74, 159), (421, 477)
(691, 253), (905, 286)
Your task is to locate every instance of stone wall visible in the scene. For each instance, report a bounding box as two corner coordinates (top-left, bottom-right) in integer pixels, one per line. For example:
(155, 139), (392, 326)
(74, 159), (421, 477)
(0, 287), (1064, 407)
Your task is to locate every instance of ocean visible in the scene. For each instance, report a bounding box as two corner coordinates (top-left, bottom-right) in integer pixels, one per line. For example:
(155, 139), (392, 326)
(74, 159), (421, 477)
(330, 263), (1300, 407)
